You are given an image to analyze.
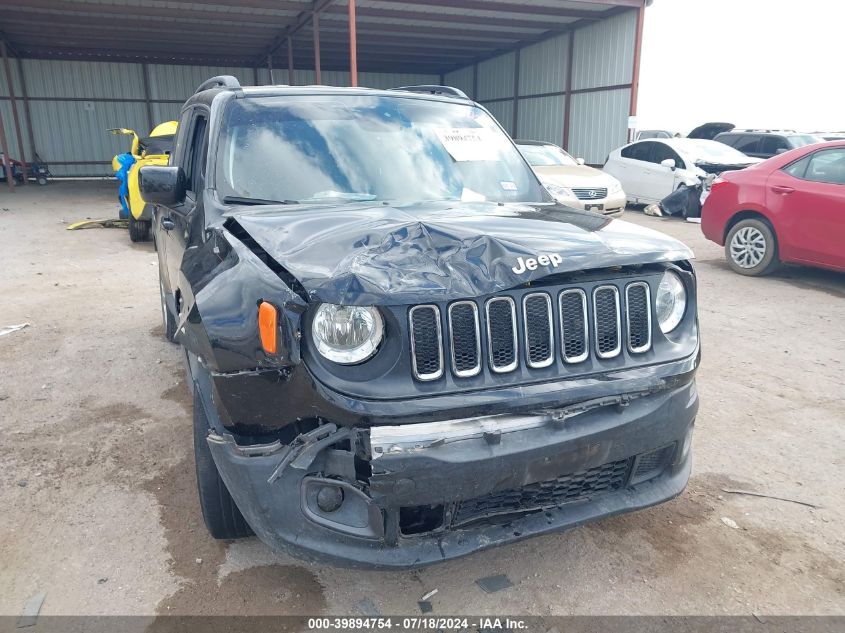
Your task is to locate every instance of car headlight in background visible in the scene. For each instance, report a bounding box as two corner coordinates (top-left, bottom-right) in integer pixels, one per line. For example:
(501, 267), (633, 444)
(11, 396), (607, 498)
(312, 304), (384, 364)
(608, 180), (623, 194)
(544, 183), (575, 201)
(655, 271), (687, 333)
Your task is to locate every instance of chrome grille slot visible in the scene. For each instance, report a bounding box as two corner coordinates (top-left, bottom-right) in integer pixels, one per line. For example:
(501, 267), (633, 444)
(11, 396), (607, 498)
(523, 293), (554, 368)
(485, 297), (518, 373)
(559, 289), (588, 363)
(409, 305), (443, 381)
(571, 187), (608, 200)
(593, 285), (621, 358)
(448, 301), (481, 377)
(625, 282), (652, 353)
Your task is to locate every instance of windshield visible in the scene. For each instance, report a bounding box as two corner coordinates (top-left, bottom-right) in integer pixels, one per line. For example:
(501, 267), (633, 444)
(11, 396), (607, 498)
(517, 143), (578, 167)
(788, 134), (824, 148)
(684, 140), (753, 163)
(215, 95), (546, 205)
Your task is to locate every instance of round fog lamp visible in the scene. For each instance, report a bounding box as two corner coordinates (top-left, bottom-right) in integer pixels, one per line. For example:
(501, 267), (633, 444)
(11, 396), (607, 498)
(312, 303), (383, 364)
(316, 485), (344, 513)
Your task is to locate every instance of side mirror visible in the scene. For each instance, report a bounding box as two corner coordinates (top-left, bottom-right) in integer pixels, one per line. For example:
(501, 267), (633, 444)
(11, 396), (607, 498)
(660, 158), (676, 170)
(139, 165), (186, 206)
(576, 157), (586, 165)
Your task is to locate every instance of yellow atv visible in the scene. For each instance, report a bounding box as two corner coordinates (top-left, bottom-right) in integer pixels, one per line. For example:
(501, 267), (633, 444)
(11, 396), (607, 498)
(110, 120), (177, 242)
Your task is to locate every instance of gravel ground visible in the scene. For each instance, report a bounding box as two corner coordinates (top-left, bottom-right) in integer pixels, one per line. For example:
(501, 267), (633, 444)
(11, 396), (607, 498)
(0, 182), (842, 617)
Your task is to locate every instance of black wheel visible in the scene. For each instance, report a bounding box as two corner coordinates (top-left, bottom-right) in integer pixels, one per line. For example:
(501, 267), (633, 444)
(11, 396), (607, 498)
(158, 278), (177, 342)
(725, 218), (780, 276)
(36, 176), (48, 186)
(128, 216), (151, 242)
(193, 389), (253, 539)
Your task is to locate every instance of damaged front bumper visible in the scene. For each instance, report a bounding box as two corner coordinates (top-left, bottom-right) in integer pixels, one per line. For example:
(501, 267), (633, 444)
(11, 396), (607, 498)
(206, 356), (698, 568)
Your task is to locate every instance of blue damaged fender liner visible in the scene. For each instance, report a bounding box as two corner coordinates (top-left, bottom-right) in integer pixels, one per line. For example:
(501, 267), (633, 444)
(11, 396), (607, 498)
(156, 84), (702, 567)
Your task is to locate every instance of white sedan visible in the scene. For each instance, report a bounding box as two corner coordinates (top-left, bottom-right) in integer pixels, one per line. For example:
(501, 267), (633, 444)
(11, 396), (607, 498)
(603, 138), (759, 205)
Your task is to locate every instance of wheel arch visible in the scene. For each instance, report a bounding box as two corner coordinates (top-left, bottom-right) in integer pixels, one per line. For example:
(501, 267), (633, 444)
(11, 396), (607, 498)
(723, 209), (778, 245)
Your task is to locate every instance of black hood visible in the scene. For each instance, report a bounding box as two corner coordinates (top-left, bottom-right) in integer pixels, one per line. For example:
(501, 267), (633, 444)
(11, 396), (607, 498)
(226, 201), (693, 305)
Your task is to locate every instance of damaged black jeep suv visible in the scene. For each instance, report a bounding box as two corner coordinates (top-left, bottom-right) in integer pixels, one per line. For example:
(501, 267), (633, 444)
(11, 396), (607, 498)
(140, 76), (700, 568)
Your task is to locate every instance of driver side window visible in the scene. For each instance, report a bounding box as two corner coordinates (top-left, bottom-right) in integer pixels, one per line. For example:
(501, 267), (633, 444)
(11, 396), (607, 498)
(650, 143), (684, 169)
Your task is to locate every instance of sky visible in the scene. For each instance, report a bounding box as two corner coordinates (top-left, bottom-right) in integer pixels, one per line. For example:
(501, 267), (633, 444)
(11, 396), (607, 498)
(637, 0), (844, 135)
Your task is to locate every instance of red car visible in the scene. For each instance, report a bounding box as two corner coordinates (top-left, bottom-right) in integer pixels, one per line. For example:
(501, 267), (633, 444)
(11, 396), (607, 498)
(701, 141), (845, 275)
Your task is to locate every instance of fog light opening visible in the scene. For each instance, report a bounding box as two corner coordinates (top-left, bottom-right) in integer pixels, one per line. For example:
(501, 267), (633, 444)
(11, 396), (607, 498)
(316, 485), (344, 513)
(399, 504), (445, 535)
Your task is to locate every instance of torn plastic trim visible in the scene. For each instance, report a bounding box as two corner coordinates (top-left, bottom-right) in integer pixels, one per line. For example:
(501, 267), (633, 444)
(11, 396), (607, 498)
(267, 424), (353, 483)
(368, 387), (662, 458)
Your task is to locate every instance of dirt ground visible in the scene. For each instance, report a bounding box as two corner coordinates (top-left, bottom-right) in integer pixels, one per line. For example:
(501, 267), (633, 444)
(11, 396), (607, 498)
(0, 182), (842, 617)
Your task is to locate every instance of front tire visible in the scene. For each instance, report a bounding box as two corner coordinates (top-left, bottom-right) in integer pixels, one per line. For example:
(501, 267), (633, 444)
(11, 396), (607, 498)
(725, 218), (780, 276)
(193, 389), (253, 540)
(128, 215), (151, 242)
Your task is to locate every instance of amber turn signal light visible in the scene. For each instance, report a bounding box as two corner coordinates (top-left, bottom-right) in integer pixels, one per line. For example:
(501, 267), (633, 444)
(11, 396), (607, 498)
(258, 301), (278, 354)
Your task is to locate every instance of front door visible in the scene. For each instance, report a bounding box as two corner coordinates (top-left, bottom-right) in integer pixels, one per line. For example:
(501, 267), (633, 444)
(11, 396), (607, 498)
(767, 147), (845, 268)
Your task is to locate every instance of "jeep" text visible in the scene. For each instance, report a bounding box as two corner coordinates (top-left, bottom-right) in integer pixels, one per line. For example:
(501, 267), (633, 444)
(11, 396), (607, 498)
(511, 253), (563, 274)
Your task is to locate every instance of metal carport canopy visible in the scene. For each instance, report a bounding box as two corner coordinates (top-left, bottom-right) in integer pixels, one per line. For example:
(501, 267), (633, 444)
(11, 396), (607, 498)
(0, 0), (645, 79)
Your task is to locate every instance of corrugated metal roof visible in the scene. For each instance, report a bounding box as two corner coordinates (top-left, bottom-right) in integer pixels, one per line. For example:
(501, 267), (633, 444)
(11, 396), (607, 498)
(2, 0), (642, 74)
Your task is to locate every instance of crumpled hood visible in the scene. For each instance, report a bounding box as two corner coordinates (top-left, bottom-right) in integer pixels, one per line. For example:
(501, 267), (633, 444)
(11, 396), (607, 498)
(227, 201), (693, 305)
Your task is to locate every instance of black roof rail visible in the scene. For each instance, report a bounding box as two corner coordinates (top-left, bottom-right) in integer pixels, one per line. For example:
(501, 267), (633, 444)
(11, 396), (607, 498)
(194, 75), (241, 95)
(391, 85), (469, 99)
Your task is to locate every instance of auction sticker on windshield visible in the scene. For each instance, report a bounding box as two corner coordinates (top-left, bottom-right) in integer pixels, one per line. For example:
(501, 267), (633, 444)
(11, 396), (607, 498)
(435, 127), (497, 161)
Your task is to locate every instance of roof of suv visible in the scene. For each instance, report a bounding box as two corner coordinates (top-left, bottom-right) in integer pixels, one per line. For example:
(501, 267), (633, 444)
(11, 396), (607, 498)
(185, 77), (474, 109)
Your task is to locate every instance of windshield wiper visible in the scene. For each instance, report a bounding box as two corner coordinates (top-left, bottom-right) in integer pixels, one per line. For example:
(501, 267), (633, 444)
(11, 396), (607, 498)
(222, 195), (298, 206)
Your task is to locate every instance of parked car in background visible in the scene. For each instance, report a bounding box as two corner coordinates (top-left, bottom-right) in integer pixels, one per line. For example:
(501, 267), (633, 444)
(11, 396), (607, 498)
(701, 141), (845, 275)
(515, 140), (625, 216)
(636, 130), (675, 140)
(686, 122), (735, 141)
(603, 138), (759, 205)
(713, 129), (824, 160)
(817, 133), (845, 141)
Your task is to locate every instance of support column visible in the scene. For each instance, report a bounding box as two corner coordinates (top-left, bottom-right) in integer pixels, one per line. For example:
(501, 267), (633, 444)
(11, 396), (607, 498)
(287, 38), (294, 85)
(141, 63), (153, 131)
(267, 54), (274, 84)
(1, 41), (26, 185)
(562, 31), (574, 151)
(511, 49), (520, 137)
(0, 106), (15, 191)
(628, 4), (645, 142)
(313, 12), (322, 85)
(348, 0), (358, 86)
(16, 57), (36, 160)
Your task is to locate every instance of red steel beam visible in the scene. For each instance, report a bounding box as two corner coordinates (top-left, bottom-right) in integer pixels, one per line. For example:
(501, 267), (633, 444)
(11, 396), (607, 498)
(628, 3), (645, 141)
(348, 0), (357, 86)
(1, 41), (26, 185)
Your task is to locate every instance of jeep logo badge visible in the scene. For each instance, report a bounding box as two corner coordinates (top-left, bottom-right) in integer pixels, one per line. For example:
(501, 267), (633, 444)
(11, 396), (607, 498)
(511, 253), (563, 274)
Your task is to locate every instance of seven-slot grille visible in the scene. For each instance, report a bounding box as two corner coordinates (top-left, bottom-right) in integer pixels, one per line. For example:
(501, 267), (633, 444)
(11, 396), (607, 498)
(408, 281), (653, 381)
(571, 187), (608, 200)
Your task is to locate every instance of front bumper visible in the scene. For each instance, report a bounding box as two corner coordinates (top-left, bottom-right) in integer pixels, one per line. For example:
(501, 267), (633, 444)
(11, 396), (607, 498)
(557, 191), (627, 217)
(208, 374), (698, 569)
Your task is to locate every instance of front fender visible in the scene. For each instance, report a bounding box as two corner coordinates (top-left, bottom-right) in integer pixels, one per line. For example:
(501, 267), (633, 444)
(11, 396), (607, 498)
(176, 229), (307, 373)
